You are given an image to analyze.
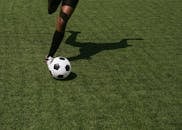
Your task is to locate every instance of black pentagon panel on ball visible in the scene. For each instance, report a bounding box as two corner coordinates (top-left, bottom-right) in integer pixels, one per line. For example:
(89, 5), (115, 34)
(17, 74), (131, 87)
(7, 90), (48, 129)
(59, 57), (65, 60)
(54, 63), (60, 70)
(65, 65), (70, 71)
(58, 75), (64, 79)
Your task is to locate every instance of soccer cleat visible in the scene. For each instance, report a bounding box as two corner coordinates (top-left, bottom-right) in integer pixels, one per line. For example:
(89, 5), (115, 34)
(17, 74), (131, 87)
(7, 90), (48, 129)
(45, 56), (54, 70)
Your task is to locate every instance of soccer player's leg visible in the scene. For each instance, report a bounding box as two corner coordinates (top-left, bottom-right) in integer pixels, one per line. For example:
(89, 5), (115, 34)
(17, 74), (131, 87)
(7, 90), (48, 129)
(48, 0), (62, 14)
(46, 0), (79, 63)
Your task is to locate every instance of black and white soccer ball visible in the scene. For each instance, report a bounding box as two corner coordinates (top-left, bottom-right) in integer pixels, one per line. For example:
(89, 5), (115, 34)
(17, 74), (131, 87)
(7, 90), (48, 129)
(49, 56), (71, 79)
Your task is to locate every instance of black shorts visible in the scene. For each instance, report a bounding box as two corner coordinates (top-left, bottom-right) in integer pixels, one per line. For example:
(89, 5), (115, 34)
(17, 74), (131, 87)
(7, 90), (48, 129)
(62, 0), (79, 8)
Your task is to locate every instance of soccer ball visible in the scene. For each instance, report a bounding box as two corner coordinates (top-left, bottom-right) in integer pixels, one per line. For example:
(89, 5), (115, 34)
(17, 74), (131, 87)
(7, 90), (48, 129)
(49, 56), (71, 79)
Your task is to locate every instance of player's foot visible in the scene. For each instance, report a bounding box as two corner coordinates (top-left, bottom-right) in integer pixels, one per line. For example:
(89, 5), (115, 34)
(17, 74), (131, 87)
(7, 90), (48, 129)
(45, 56), (54, 69)
(48, 0), (62, 14)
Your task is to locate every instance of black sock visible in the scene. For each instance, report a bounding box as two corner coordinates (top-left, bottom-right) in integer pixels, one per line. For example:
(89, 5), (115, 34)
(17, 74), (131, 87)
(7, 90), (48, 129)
(48, 30), (65, 57)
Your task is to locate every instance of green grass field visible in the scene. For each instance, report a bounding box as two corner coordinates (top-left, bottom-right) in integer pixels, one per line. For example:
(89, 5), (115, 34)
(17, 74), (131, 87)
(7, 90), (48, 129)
(0, 0), (181, 129)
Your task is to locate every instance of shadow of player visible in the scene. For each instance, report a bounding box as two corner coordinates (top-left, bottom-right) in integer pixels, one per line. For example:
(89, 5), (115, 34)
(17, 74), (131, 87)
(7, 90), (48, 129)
(65, 31), (143, 61)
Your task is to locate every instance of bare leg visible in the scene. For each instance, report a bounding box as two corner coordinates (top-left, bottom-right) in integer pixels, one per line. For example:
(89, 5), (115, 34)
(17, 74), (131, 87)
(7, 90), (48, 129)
(48, 5), (76, 57)
(56, 5), (74, 32)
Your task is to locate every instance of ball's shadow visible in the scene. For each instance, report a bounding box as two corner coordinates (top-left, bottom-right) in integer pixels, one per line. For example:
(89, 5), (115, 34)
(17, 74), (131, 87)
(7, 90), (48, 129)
(54, 72), (77, 81)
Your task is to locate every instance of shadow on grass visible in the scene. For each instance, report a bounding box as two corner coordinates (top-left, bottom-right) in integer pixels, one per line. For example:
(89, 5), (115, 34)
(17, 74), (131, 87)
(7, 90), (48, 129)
(66, 31), (143, 61)
(55, 31), (143, 81)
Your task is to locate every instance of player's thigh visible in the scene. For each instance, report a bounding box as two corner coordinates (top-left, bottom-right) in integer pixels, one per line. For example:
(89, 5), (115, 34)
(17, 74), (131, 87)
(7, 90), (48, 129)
(61, 5), (74, 17)
(62, 0), (79, 9)
(61, 0), (79, 16)
(56, 0), (79, 31)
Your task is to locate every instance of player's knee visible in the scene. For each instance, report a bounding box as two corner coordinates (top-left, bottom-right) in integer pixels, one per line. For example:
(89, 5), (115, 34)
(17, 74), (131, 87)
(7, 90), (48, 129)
(57, 17), (65, 27)
(59, 11), (70, 24)
(56, 11), (70, 32)
(56, 17), (66, 32)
